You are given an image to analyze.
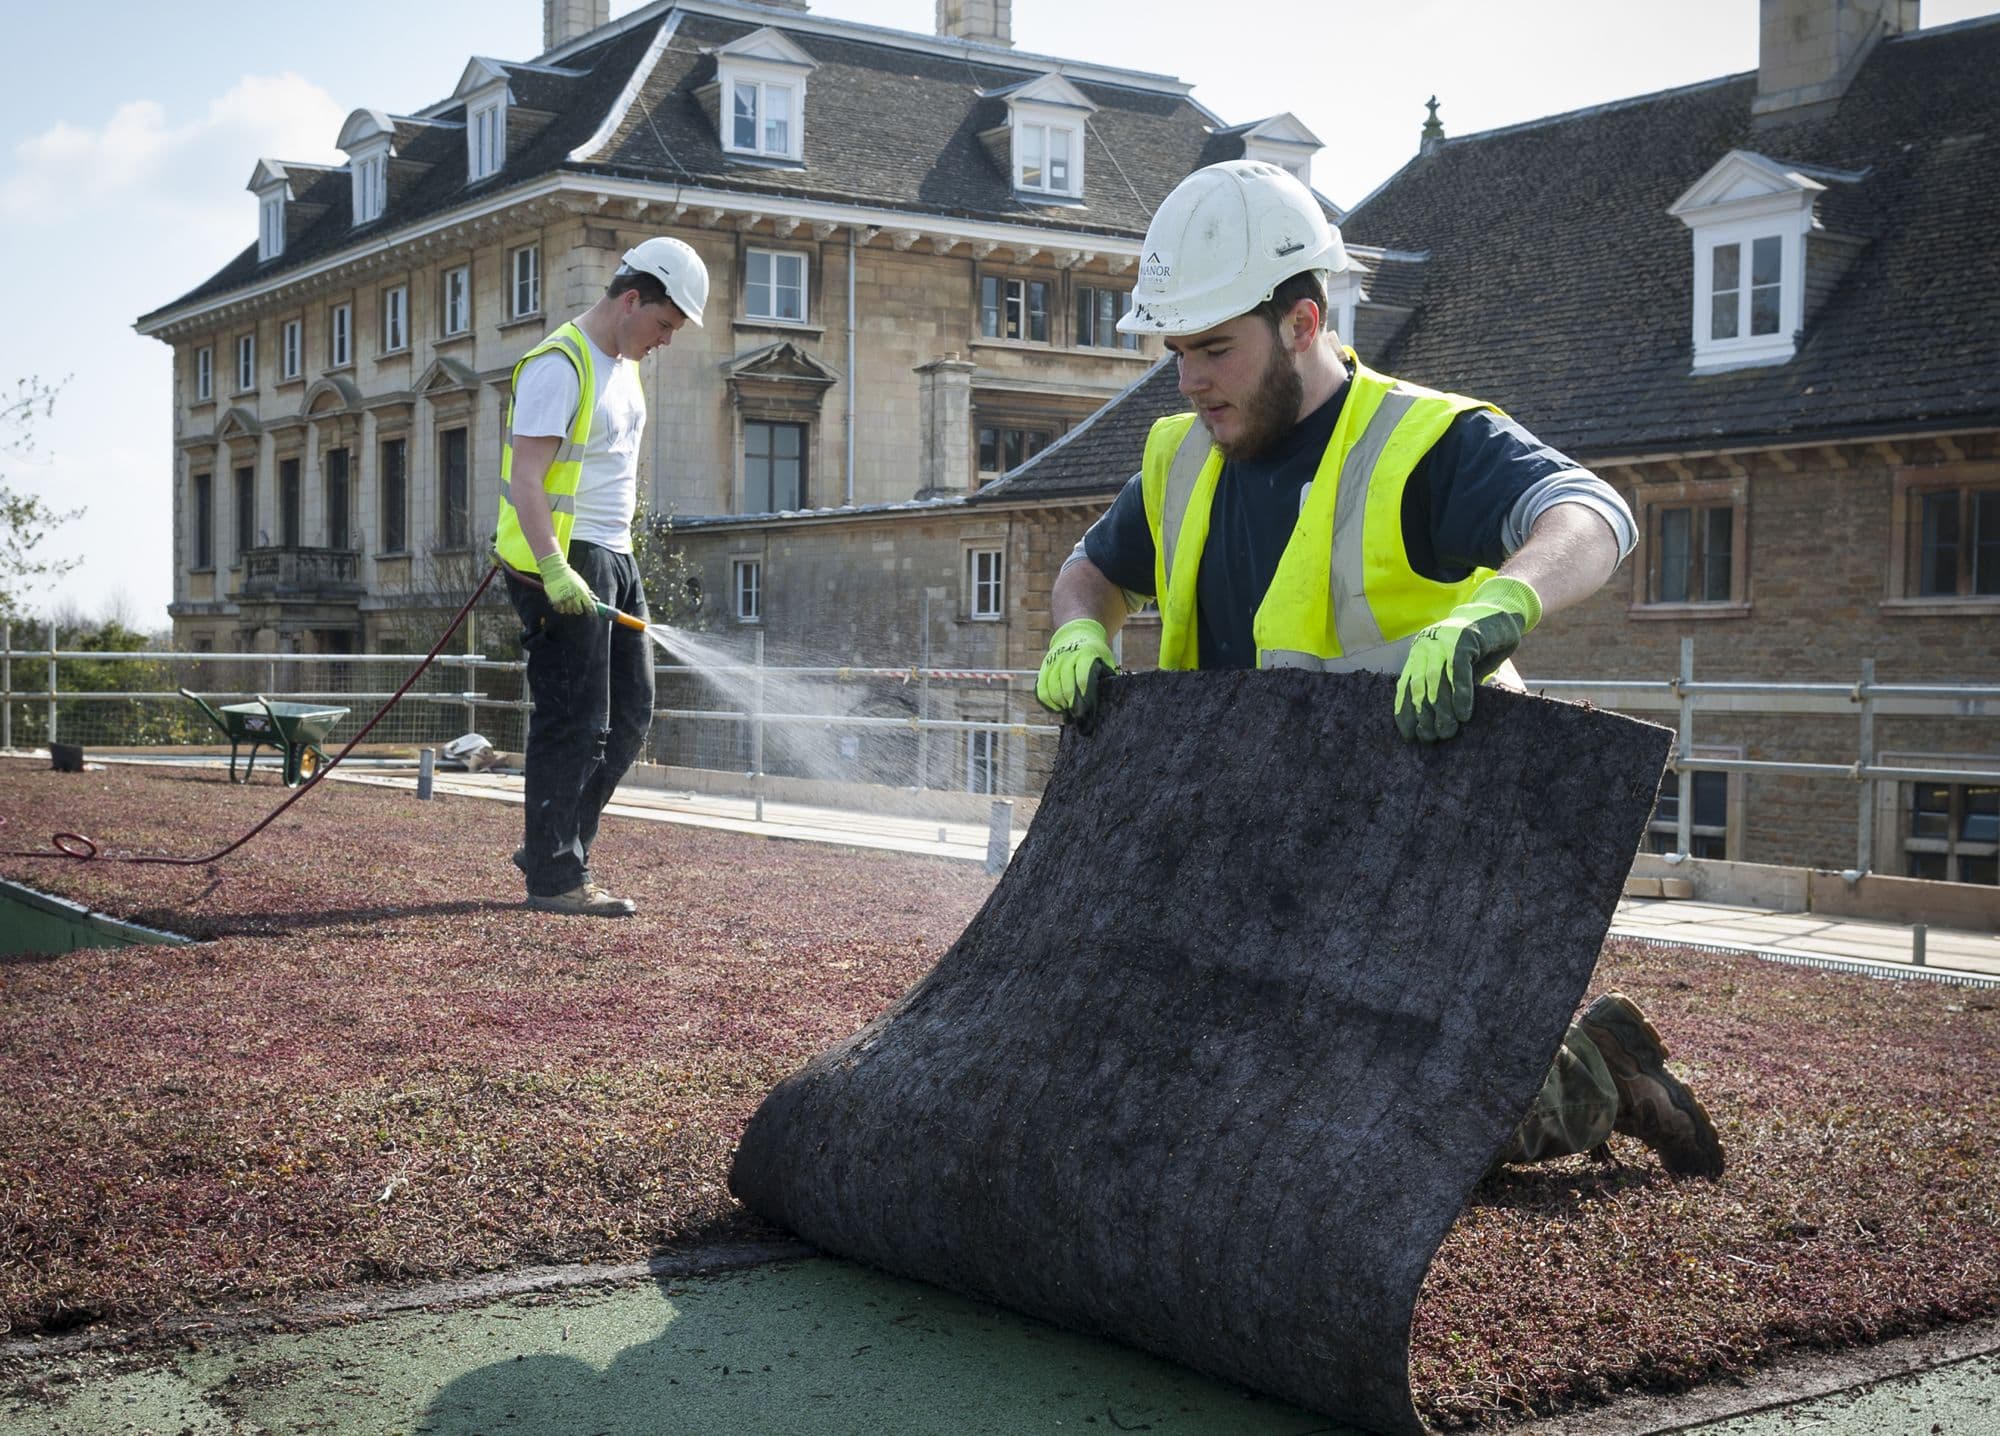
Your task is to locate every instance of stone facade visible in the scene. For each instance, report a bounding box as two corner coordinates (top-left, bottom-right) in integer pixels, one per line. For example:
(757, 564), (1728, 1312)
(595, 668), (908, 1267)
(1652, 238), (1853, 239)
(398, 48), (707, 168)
(667, 402), (1999, 861)
(157, 203), (1156, 657)
(1523, 432), (2000, 879)
(665, 495), (1110, 794)
(142, 0), (1232, 662)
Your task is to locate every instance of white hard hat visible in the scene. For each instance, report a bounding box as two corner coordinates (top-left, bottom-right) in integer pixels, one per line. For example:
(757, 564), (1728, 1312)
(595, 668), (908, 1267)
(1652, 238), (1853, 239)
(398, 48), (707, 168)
(620, 236), (709, 327)
(1118, 160), (1347, 337)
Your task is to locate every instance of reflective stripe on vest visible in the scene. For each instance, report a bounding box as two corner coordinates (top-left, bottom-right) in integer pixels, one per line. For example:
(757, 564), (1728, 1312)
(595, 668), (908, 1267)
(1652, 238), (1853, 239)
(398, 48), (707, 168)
(1142, 352), (1500, 672)
(492, 322), (600, 574)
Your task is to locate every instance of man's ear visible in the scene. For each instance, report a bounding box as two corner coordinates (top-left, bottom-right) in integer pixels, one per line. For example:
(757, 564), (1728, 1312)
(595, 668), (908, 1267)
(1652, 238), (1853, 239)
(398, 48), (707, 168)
(1288, 298), (1323, 350)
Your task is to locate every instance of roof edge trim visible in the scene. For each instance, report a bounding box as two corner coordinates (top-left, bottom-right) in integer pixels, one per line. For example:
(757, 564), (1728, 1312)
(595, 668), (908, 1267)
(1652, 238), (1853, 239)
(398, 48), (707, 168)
(569, 10), (686, 164)
(540, 0), (1194, 98)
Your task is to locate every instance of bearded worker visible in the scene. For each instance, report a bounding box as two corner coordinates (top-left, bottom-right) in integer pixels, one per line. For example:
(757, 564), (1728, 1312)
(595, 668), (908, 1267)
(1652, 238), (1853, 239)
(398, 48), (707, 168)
(1036, 159), (1722, 1179)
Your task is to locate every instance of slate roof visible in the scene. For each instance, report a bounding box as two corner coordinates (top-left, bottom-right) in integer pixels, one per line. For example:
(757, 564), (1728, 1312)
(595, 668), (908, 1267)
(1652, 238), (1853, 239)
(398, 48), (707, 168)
(142, 3), (1231, 325)
(577, 12), (1222, 236)
(971, 355), (1180, 504)
(145, 28), (658, 320)
(1337, 16), (2000, 456)
(982, 15), (2000, 500)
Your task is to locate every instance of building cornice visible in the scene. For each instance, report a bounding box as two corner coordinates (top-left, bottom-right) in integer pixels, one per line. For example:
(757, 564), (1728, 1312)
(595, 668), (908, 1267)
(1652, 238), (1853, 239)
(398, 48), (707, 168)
(1579, 420), (2000, 468)
(137, 173), (1148, 341)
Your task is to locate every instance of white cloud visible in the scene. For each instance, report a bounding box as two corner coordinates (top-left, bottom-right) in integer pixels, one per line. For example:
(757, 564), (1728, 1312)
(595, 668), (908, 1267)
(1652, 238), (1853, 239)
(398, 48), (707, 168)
(202, 73), (349, 163)
(0, 72), (345, 222)
(0, 72), (351, 628)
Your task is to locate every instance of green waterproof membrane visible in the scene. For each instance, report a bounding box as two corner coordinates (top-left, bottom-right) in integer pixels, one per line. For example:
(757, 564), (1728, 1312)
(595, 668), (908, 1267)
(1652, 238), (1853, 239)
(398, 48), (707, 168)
(732, 669), (1672, 1434)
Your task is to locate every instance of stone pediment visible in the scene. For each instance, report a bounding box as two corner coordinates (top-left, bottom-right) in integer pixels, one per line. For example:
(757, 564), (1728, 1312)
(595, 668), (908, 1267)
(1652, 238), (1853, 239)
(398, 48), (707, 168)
(247, 159), (293, 195)
(723, 341), (840, 388)
(1239, 112), (1321, 147)
(337, 108), (395, 152)
(714, 27), (817, 73)
(302, 375), (362, 416)
(1668, 150), (1824, 223)
(216, 406), (261, 440)
(988, 71), (1096, 114)
(416, 356), (482, 394)
(454, 57), (512, 100)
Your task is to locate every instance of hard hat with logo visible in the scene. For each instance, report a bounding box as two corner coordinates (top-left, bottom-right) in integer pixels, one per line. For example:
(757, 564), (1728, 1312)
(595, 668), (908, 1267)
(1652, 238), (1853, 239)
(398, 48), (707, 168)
(619, 237), (709, 327)
(1117, 160), (1347, 337)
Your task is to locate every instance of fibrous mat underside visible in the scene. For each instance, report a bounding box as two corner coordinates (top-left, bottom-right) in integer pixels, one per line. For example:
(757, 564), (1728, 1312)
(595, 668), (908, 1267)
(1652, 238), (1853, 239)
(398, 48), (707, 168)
(732, 669), (1671, 1433)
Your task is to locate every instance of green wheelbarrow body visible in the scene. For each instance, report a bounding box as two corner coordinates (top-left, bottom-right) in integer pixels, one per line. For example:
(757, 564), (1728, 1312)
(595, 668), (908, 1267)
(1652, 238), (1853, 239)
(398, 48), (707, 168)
(179, 689), (350, 787)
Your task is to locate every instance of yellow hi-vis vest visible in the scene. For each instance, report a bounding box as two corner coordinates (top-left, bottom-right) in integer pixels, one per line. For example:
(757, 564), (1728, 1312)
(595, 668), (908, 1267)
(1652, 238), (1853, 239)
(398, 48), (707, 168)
(1142, 352), (1500, 672)
(492, 322), (633, 574)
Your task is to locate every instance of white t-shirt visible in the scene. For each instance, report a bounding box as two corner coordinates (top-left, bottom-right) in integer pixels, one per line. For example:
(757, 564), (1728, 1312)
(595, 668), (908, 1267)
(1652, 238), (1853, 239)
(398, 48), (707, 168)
(508, 331), (645, 553)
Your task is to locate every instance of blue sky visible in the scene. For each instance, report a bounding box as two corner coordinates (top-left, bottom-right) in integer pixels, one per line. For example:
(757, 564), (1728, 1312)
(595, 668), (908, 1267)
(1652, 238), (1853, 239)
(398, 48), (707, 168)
(3, 0), (1995, 630)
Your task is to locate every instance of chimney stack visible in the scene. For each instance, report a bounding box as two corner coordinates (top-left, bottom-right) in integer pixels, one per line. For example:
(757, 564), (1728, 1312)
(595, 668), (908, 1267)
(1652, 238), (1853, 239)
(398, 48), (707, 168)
(544, 0), (610, 53)
(1754, 0), (1917, 123)
(937, 0), (1013, 48)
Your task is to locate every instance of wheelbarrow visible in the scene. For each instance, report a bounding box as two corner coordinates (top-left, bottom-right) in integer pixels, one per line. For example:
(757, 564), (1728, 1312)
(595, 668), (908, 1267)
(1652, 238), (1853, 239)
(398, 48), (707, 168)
(179, 689), (349, 787)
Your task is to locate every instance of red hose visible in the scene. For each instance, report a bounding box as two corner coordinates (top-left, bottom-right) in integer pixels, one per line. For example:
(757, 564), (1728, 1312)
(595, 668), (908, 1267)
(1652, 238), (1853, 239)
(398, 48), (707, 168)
(4, 565), (501, 866)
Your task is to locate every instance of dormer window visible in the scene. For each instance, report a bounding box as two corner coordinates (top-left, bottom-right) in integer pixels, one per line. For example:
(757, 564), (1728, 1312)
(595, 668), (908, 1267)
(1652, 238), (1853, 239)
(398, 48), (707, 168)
(1016, 121), (1075, 194)
(983, 73), (1095, 202)
(1234, 113), (1324, 192)
(248, 159), (294, 263)
(337, 109), (396, 228)
(734, 80), (793, 157)
(1323, 263), (1365, 350)
(1709, 236), (1783, 342)
(1668, 150), (1846, 374)
(710, 29), (815, 164)
(259, 193), (285, 261)
(354, 151), (387, 224)
(453, 60), (514, 184)
(469, 96), (506, 180)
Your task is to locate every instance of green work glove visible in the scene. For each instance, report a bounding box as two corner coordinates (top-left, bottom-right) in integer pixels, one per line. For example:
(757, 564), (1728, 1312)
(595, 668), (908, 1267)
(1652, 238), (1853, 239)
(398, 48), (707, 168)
(535, 550), (598, 617)
(1036, 617), (1117, 723)
(1393, 575), (1543, 743)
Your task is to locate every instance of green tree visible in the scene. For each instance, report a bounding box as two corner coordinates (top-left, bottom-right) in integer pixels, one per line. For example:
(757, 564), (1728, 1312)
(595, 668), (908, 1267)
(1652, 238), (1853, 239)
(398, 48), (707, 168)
(633, 496), (702, 627)
(60, 618), (201, 745)
(0, 376), (81, 623)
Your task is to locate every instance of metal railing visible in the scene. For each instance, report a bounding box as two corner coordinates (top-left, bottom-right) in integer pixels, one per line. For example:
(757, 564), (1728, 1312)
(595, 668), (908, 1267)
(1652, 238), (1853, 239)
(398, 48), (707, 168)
(0, 622), (1057, 801)
(3, 627), (1992, 873)
(0, 635), (502, 755)
(1535, 637), (1999, 876)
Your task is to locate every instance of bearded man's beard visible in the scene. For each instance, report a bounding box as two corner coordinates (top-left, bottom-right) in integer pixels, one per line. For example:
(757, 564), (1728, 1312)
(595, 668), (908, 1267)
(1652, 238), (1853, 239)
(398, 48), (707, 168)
(1208, 336), (1305, 461)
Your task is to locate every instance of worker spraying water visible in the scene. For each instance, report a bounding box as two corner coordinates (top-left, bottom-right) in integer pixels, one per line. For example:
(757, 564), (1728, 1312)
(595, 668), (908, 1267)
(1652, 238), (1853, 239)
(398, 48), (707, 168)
(5, 244), (709, 880)
(491, 236), (709, 917)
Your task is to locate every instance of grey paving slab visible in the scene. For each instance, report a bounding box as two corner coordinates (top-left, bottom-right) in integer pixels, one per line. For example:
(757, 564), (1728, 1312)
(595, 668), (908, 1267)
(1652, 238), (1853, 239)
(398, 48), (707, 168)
(1771, 934), (1937, 962)
(0, 1260), (1349, 1436)
(1611, 896), (1999, 983)
(1640, 923), (1812, 946)
(327, 769), (1024, 865)
(1676, 1353), (2000, 1434)
(1725, 915), (1846, 936)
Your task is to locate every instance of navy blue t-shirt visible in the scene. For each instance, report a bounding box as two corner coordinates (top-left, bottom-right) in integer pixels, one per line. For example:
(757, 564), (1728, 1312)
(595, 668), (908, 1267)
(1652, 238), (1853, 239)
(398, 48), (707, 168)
(1080, 376), (1583, 669)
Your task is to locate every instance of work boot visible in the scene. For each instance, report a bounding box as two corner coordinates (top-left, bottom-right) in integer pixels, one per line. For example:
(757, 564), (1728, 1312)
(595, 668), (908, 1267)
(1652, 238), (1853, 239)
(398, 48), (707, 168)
(527, 882), (635, 917)
(1577, 993), (1724, 1179)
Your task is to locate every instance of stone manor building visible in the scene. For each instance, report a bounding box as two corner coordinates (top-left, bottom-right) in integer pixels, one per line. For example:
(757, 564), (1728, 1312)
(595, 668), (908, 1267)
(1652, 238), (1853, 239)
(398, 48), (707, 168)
(136, 0), (1323, 663)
